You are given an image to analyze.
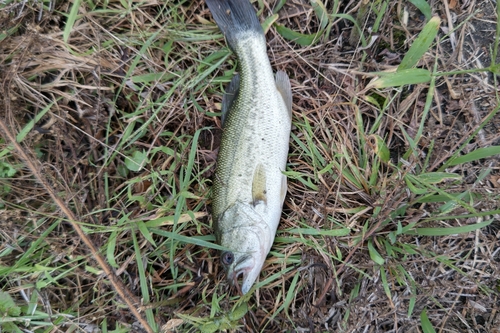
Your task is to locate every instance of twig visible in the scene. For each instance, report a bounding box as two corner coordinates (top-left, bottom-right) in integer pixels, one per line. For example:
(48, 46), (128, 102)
(442, 0), (457, 50)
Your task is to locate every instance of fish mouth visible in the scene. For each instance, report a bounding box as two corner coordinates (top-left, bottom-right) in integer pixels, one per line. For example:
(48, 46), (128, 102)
(228, 254), (256, 294)
(228, 254), (253, 281)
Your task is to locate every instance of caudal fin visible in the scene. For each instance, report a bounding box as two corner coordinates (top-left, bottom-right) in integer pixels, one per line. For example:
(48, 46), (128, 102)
(206, 0), (263, 51)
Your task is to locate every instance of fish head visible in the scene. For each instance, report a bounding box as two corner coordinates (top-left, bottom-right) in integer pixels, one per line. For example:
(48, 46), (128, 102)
(217, 201), (272, 294)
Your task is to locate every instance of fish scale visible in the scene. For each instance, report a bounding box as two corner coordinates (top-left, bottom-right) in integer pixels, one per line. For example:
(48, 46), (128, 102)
(207, 0), (292, 294)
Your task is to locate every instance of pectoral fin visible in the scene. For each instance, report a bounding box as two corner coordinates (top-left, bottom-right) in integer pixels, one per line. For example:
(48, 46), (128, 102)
(275, 70), (292, 120)
(221, 74), (240, 126)
(252, 163), (267, 206)
(280, 174), (287, 204)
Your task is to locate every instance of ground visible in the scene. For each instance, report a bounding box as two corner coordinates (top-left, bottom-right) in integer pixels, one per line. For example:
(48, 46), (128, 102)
(0, 0), (499, 332)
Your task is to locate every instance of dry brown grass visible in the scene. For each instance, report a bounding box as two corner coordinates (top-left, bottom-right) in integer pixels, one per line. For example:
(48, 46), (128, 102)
(0, 0), (499, 332)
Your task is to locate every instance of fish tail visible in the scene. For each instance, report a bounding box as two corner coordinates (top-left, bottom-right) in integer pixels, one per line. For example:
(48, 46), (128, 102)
(206, 0), (263, 51)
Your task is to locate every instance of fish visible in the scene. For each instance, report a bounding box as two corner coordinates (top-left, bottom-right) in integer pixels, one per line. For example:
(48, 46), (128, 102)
(206, 0), (292, 294)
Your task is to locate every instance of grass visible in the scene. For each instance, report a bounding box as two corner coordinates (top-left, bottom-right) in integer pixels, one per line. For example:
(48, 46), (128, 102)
(1, 0), (499, 332)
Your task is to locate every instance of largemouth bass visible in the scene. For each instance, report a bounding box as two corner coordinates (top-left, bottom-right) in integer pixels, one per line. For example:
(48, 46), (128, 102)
(207, 0), (292, 294)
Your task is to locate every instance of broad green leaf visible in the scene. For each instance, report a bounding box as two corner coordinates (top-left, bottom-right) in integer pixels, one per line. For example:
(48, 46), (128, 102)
(447, 146), (500, 166)
(408, 0), (432, 21)
(368, 68), (431, 89)
(0, 291), (21, 316)
(200, 322), (218, 333)
(275, 24), (320, 46)
(0, 161), (17, 178)
(125, 150), (147, 172)
(228, 302), (248, 321)
(399, 16), (440, 70)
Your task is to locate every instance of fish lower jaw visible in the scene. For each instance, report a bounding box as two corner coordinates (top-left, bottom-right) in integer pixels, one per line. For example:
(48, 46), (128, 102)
(227, 260), (259, 293)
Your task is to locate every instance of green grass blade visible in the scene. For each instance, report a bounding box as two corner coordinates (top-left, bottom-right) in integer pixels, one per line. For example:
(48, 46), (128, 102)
(131, 231), (157, 331)
(379, 266), (392, 302)
(438, 103), (500, 171)
(408, 219), (492, 236)
(287, 227), (350, 236)
(106, 231), (119, 269)
(446, 146), (500, 166)
(368, 68), (431, 89)
(311, 0), (330, 30)
(16, 101), (55, 142)
(273, 0), (287, 14)
(408, 0), (432, 21)
(368, 239), (385, 265)
(416, 172), (461, 184)
(275, 24), (321, 46)
(372, 1), (389, 33)
(414, 59), (438, 145)
(422, 209), (500, 221)
(399, 16), (440, 70)
(262, 14), (279, 34)
(271, 270), (301, 320)
(420, 309), (436, 333)
(137, 220), (156, 247)
(63, 0), (81, 43)
(332, 13), (366, 47)
(150, 228), (226, 251)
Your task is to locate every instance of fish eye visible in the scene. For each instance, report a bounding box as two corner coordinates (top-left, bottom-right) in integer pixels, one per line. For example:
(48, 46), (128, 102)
(221, 251), (234, 266)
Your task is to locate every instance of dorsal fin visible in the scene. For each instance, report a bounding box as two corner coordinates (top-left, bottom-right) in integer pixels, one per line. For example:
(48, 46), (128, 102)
(275, 70), (292, 120)
(221, 74), (240, 126)
(251, 163), (267, 206)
